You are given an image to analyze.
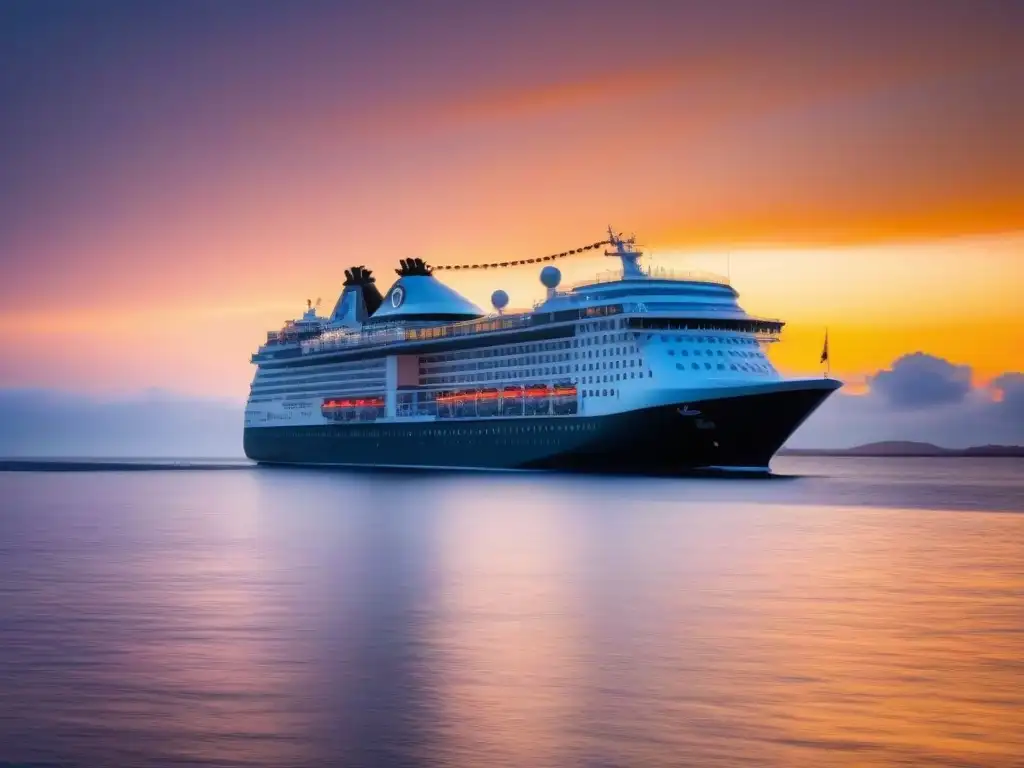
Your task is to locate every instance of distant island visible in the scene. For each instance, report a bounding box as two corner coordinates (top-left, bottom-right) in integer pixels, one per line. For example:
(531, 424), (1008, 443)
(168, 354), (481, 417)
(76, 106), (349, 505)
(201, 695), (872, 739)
(781, 441), (1024, 457)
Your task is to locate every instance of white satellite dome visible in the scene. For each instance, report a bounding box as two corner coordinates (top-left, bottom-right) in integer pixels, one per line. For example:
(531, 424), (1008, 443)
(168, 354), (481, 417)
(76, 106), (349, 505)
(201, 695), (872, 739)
(540, 265), (562, 289)
(490, 289), (509, 312)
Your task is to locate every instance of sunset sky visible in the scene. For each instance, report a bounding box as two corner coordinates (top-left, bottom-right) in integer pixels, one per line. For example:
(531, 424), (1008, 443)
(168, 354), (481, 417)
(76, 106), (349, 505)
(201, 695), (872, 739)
(1, 0), (1021, 409)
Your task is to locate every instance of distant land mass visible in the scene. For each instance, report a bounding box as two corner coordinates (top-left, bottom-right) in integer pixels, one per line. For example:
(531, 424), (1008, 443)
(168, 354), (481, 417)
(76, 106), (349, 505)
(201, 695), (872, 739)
(782, 442), (1024, 457)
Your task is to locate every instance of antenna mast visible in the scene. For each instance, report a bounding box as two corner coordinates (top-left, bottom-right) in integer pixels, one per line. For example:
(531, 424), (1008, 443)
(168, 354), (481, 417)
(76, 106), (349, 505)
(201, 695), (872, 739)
(605, 225), (645, 278)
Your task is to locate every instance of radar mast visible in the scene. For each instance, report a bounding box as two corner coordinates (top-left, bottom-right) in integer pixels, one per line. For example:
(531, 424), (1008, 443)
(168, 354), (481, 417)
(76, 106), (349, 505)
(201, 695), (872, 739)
(605, 226), (644, 278)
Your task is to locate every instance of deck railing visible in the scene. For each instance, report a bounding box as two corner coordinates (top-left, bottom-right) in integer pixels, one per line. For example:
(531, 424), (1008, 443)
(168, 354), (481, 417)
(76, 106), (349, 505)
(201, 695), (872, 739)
(565, 265), (730, 292)
(301, 312), (535, 355)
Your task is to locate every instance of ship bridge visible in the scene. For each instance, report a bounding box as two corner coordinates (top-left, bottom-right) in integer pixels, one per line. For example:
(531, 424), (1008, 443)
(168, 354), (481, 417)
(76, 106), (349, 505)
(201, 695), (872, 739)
(523, 229), (778, 329)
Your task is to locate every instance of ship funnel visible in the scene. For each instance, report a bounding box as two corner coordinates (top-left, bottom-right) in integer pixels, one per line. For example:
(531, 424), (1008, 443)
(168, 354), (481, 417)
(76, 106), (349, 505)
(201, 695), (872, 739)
(329, 265), (385, 328)
(396, 257), (433, 277)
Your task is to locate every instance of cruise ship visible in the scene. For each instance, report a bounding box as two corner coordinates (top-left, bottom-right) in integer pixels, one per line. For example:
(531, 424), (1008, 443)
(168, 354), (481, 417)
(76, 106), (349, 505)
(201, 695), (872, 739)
(244, 229), (841, 473)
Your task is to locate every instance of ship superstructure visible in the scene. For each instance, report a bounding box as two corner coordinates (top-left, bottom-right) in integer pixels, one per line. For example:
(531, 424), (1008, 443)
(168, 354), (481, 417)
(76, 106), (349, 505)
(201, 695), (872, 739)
(244, 228), (841, 473)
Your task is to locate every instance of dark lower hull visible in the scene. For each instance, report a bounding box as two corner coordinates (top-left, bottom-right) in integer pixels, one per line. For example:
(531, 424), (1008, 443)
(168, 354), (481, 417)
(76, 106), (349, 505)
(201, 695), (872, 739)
(243, 385), (835, 475)
(245, 382), (839, 475)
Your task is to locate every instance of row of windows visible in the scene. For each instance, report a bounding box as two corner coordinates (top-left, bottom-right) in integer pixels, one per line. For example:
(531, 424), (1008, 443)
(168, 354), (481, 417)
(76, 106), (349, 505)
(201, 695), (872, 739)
(578, 319), (622, 333)
(257, 359), (384, 381)
(666, 348), (766, 360)
(254, 384), (387, 400)
(422, 366), (574, 385)
(431, 399), (578, 418)
(419, 334), (643, 384)
(270, 421), (599, 440)
(574, 332), (631, 347)
(647, 333), (760, 346)
(676, 362), (771, 373)
(419, 339), (574, 388)
(421, 339), (572, 365)
(579, 358), (641, 371)
(424, 356), (649, 384)
(322, 405), (386, 422)
(421, 351), (571, 375)
(252, 373), (385, 395)
(576, 346), (638, 359)
(629, 318), (781, 336)
(581, 371), (651, 384)
(253, 369), (384, 388)
(420, 348), (641, 385)
(253, 387), (388, 403)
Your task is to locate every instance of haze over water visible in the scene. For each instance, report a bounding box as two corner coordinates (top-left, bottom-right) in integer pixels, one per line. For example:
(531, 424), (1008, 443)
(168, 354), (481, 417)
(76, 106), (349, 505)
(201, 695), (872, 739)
(1, 457), (1022, 767)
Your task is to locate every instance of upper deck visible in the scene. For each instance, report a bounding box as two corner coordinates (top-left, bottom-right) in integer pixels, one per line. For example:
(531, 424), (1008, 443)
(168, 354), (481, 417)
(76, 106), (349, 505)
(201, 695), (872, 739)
(251, 228), (783, 366)
(252, 306), (782, 369)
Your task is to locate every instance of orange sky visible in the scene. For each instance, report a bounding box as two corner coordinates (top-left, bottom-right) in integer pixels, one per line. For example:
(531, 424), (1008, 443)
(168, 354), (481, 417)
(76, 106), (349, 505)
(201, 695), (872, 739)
(0, 1), (1021, 397)
(2, 231), (1019, 399)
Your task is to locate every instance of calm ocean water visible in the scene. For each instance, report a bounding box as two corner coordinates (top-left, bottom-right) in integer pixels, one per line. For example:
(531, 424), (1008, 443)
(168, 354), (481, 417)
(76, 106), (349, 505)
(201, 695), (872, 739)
(1, 457), (1022, 767)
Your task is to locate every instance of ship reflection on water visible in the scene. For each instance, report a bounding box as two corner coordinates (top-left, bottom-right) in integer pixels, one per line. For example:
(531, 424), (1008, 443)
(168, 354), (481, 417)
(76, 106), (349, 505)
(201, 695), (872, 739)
(0, 457), (1022, 766)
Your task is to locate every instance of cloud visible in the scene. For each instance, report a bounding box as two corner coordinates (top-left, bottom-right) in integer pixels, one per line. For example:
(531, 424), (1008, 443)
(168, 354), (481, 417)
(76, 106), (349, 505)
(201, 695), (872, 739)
(867, 353), (974, 409)
(790, 354), (1024, 449)
(992, 373), (1024, 421)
